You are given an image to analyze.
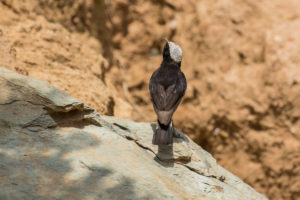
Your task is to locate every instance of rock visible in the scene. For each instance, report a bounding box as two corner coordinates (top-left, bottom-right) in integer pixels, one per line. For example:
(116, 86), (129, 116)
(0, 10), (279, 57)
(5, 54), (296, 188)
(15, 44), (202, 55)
(0, 67), (267, 200)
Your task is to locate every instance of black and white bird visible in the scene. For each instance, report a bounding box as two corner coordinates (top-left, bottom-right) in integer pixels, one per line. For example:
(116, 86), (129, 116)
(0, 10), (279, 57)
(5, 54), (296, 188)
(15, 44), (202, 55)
(149, 40), (187, 145)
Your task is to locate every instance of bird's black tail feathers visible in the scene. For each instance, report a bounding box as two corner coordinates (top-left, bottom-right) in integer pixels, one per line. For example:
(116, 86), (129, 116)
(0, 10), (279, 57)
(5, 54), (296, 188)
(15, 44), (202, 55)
(152, 121), (173, 145)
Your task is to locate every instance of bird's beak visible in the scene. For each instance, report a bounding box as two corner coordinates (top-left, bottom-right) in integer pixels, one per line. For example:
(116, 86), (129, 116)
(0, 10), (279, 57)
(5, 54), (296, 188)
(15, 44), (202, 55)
(164, 38), (169, 44)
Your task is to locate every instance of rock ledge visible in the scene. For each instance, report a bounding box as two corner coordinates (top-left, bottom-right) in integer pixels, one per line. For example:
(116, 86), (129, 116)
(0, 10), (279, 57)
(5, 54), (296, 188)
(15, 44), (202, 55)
(0, 67), (267, 200)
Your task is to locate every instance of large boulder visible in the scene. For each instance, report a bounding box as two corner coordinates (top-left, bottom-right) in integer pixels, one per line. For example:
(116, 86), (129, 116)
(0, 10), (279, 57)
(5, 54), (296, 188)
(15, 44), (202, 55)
(0, 67), (267, 200)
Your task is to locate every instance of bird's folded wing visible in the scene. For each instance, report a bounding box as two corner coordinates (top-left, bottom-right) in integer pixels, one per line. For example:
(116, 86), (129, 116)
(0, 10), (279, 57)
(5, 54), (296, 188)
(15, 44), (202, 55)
(150, 72), (187, 125)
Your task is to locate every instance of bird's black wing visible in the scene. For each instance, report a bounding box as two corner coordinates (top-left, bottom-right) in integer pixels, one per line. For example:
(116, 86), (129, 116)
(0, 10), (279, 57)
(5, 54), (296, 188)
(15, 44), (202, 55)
(164, 71), (187, 111)
(149, 70), (166, 110)
(149, 71), (187, 125)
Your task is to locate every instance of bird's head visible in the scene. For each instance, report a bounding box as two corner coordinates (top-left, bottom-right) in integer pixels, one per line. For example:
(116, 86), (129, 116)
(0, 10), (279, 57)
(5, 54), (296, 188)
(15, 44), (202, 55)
(163, 39), (182, 64)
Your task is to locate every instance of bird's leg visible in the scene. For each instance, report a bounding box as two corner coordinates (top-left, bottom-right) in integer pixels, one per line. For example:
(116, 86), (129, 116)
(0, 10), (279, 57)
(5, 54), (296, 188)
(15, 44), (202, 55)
(171, 120), (182, 138)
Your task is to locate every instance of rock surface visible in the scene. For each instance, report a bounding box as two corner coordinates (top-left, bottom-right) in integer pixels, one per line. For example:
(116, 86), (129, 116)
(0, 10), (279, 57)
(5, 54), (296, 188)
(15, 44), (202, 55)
(0, 67), (267, 200)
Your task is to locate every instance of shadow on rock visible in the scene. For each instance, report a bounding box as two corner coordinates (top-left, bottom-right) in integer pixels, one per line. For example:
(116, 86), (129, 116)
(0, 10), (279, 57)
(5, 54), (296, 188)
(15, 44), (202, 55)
(0, 125), (151, 200)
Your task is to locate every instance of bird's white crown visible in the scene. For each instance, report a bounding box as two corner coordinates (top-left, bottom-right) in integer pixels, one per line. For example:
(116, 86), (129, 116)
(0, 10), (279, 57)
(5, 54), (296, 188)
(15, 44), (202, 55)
(168, 41), (182, 63)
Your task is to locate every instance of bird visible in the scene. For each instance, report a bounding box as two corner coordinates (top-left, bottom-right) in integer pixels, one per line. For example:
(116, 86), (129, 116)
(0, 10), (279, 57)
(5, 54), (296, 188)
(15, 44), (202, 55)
(149, 40), (187, 145)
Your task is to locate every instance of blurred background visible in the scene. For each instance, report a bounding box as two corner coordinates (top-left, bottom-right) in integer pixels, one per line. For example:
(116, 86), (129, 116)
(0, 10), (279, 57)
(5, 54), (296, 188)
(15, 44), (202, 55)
(1, 0), (300, 199)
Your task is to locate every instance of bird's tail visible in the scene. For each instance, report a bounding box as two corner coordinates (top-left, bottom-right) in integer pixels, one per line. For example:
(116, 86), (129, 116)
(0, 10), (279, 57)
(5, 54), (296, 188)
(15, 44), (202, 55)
(152, 121), (173, 145)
